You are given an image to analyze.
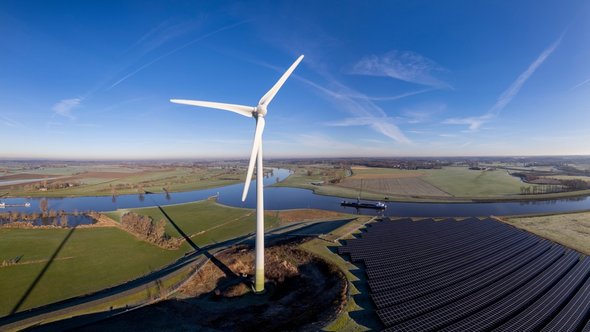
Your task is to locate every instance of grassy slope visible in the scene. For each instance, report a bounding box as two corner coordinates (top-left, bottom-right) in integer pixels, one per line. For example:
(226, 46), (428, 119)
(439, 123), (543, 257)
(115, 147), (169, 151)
(501, 211), (590, 255)
(0, 228), (187, 316)
(299, 217), (376, 331)
(106, 200), (280, 247)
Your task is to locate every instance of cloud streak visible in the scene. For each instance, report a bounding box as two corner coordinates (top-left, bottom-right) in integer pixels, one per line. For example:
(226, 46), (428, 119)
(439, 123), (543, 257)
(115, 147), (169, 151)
(243, 56), (413, 143)
(296, 74), (412, 143)
(52, 98), (81, 119)
(109, 21), (248, 89)
(350, 50), (451, 89)
(444, 35), (562, 131)
(571, 78), (590, 90)
(0, 115), (22, 128)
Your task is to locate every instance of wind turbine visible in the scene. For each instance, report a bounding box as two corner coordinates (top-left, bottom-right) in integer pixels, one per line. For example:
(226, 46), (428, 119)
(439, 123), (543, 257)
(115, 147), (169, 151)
(170, 55), (304, 292)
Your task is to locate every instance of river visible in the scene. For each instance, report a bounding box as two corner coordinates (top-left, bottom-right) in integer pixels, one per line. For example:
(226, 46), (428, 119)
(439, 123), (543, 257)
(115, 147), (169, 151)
(2, 168), (590, 217)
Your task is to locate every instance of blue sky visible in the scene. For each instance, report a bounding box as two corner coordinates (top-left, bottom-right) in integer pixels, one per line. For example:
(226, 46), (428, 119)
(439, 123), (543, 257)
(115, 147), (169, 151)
(0, 0), (589, 159)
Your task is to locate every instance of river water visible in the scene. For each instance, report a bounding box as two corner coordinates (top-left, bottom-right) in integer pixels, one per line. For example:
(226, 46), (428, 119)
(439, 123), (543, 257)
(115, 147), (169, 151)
(2, 168), (590, 217)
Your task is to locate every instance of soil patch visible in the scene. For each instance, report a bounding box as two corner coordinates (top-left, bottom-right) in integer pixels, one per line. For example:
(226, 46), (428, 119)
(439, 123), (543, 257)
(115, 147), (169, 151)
(77, 244), (347, 331)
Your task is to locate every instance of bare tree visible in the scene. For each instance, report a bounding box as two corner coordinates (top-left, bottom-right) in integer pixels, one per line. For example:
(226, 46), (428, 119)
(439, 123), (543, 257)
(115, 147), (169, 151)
(39, 198), (48, 214)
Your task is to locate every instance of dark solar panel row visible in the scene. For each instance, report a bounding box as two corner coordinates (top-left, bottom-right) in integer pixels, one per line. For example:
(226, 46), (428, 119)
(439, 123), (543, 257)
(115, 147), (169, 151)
(387, 247), (566, 330)
(495, 257), (590, 331)
(439, 251), (579, 331)
(365, 228), (527, 281)
(541, 268), (590, 331)
(337, 218), (590, 331)
(339, 218), (482, 251)
(376, 243), (557, 324)
(344, 217), (491, 245)
(348, 220), (504, 265)
(369, 232), (538, 297)
(359, 221), (507, 266)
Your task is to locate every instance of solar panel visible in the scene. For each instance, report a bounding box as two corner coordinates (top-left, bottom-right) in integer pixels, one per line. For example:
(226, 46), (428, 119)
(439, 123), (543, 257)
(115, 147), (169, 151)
(336, 217), (590, 331)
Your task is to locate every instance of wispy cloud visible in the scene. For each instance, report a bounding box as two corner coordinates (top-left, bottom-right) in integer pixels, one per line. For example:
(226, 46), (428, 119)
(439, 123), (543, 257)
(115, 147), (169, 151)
(489, 37), (561, 115)
(52, 98), (81, 119)
(127, 20), (202, 56)
(0, 115), (22, 128)
(350, 50), (451, 89)
(571, 78), (590, 90)
(445, 35), (563, 131)
(346, 88), (434, 101)
(443, 113), (493, 131)
(109, 21), (248, 89)
(297, 75), (411, 143)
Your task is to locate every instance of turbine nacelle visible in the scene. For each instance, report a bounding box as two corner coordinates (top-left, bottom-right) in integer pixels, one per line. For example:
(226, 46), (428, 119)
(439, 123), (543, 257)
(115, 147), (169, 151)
(255, 105), (268, 117)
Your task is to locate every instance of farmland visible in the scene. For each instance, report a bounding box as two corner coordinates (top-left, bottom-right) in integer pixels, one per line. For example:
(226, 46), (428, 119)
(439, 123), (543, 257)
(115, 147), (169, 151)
(0, 199), (351, 318)
(0, 163), (245, 198)
(0, 227), (187, 316)
(276, 164), (590, 202)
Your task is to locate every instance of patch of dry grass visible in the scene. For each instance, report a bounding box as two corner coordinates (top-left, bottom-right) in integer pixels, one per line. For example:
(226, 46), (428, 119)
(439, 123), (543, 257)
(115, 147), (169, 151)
(500, 211), (590, 255)
(276, 209), (352, 223)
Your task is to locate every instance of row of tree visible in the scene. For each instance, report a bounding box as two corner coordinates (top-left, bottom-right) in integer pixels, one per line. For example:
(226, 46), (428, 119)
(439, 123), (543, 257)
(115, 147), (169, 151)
(520, 185), (565, 195)
(120, 212), (178, 248)
(0, 210), (70, 227)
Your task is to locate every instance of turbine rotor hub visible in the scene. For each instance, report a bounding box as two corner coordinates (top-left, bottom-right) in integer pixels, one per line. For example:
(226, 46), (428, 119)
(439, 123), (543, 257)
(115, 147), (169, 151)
(256, 105), (267, 117)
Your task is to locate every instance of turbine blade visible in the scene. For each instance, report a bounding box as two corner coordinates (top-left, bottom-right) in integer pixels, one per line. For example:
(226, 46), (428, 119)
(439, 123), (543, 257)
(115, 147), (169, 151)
(242, 117), (265, 201)
(170, 99), (254, 118)
(258, 55), (304, 107)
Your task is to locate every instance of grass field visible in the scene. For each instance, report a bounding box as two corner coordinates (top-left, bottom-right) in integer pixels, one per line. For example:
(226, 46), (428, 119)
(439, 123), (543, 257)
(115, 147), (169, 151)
(277, 165), (585, 202)
(106, 200), (280, 247)
(0, 227), (187, 316)
(0, 197), (353, 325)
(0, 164), (244, 198)
(500, 211), (590, 255)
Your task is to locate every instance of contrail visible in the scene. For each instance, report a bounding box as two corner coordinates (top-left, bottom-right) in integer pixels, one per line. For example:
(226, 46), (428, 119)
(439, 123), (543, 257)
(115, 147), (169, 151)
(109, 20), (249, 90)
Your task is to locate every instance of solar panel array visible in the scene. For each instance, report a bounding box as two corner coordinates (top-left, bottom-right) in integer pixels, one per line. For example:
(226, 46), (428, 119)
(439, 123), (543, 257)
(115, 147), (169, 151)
(338, 217), (590, 331)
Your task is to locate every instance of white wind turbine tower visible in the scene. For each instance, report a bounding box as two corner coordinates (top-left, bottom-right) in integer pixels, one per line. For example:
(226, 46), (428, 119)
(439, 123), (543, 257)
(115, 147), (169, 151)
(170, 55), (304, 293)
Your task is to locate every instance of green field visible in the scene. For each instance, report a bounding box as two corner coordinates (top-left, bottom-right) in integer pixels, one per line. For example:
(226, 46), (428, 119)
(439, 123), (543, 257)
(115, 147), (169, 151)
(421, 167), (527, 196)
(0, 200), (279, 316)
(107, 201), (280, 246)
(0, 198), (347, 325)
(275, 165), (590, 202)
(1, 164), (244, 198)
(0, 227), (187, 316)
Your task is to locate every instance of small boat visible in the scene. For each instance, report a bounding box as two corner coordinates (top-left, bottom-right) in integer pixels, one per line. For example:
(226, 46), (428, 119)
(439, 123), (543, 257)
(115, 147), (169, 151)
(339, 178), (387, 210)
(341, 200), (387, 210)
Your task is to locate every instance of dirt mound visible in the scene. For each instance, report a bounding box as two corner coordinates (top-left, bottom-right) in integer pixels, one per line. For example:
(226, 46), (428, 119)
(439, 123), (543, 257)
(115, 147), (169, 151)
(78, 244), (347, 332)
